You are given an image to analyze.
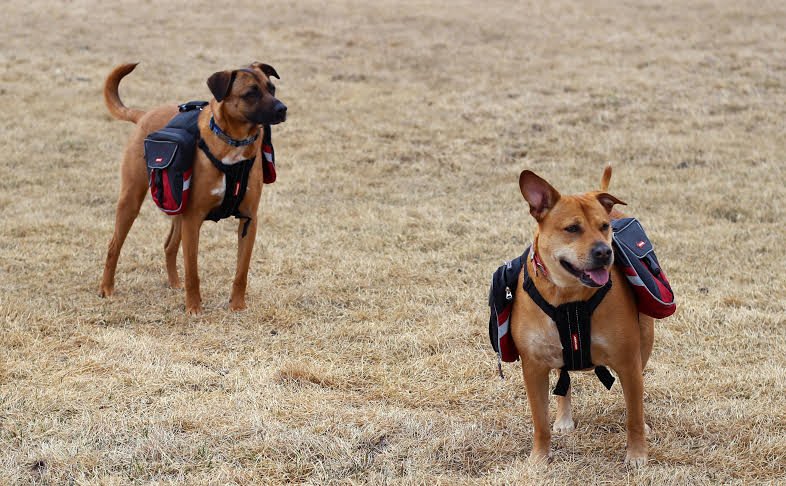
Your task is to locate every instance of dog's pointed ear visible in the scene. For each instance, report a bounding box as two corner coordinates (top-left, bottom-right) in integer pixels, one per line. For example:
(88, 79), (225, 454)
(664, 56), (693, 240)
(254, 62), (279, 79)
(519, 170), (561, 221)
(207, 70), (237, 102)
(600, 164), (612, 191)
(596, 192), (626, 213)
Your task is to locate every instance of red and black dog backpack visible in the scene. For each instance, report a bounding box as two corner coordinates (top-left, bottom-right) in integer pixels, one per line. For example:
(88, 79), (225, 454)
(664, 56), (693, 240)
(611, 217), (676, 319)
(143, 101), (207, 215)
(143, 101), (278, 218)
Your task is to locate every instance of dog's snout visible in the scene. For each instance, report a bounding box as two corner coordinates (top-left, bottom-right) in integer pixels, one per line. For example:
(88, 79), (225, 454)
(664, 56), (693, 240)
(274, 101), (287, 114)
(591, 242), (613, 265)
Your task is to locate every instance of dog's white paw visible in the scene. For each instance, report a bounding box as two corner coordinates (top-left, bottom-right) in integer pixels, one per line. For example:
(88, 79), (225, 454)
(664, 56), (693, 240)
(645, 423), (652, 436)
(552, 417), (575, 434)
(624, 451), (648, 467)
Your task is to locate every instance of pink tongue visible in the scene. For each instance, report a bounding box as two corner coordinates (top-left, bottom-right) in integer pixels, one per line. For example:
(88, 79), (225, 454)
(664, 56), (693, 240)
(585, 268), (610, 286)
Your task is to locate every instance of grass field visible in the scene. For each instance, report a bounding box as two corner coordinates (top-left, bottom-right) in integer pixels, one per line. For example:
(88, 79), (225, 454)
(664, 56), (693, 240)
(1, 0), (785, 484)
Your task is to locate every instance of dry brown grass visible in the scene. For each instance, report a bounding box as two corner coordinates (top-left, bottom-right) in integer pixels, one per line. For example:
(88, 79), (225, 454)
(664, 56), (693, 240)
(1, 0), (785, 484)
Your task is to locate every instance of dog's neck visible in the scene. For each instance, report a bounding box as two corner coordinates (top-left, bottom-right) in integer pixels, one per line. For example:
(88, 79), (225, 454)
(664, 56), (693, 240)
(201, 104), (259, 160)
(530, 233), (601, 306)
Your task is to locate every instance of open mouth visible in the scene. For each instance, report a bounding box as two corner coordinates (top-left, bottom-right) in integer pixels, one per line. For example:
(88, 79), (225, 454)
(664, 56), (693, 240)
(560, 259), (610, 287)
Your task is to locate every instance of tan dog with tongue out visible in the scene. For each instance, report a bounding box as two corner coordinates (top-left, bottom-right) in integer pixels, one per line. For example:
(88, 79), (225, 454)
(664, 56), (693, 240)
(510, 166), (654, 466)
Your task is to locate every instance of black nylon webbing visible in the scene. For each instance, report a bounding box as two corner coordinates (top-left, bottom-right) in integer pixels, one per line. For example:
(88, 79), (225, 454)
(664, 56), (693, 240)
(521, 246), (615, 396)
(197, 138), (256, 237)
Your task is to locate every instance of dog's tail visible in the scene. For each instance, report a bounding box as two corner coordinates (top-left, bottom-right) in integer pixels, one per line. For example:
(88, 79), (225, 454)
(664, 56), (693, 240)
(600, 164), (612, 191)
(104, 63), (146, 124)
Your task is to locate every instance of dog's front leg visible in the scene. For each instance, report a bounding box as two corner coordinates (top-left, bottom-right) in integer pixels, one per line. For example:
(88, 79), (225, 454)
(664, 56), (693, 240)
(229, 217), (258, 311)
(553, 380), (575, 433)
(522, 361), (552, 464)
(181, 214), (205, 315)
(617, 360), (648, 467)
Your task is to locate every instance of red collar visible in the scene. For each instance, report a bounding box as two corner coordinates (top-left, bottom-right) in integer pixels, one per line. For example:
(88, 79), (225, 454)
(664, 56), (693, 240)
(531, 247), (549, 278)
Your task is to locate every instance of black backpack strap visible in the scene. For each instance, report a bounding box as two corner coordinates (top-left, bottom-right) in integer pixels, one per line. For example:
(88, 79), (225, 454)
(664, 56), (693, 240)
(586, 279), (612, 313)
(198, 138), (225, 169)
(554, 369), (571, 396)
(163, 101), (208, 136)
(520, 248), (569, 395)
(178, 101), (209, 113)
(521, 247), (557, 320)
(594, 366), (615, 390)
(521, 246), (615, 396)
(197, 139), (256, 237)
(554, 365), (614, 396)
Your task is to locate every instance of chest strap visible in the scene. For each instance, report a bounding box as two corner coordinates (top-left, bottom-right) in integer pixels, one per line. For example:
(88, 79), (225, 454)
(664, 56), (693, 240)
(197, 138), (256, 237)
(521, 247), (615, 396)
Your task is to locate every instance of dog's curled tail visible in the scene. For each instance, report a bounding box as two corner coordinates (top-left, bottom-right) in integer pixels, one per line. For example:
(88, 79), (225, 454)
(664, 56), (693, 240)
(600, 164), (612, 191)
(104, 63), (146, 124)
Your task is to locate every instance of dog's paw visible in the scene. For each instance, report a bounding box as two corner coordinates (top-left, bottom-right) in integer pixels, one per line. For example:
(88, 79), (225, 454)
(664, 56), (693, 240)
(528, 449), (552, 467)
(99, 285), (114, 298)
(229, 300), (247, 312)
(168, 280), (183, 290)
(552, 417), (575, 434)
(624, 449), (648, 467)
(645, 423), (652, 436)
(186, 304), (203, 315)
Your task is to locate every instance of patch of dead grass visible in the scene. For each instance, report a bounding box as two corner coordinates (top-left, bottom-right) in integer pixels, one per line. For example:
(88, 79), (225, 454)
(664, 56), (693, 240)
(1, 0), (785, 484)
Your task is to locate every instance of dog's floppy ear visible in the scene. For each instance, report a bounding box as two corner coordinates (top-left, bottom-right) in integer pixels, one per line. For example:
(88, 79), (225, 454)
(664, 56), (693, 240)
(207, 70), (237, 102)
(253, 62), (280, 79)
(596, 192), (626, 213)
(519, 170), (561, 221)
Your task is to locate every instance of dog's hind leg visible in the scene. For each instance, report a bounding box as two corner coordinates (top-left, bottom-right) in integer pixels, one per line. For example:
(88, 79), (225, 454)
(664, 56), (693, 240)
(99, 183), (147, 297)
(553, 380), (575, 433)
(639, 314), (654, 370)
(164, 216), (182, 289)
(181, 213), (205, 315)
(616, 358), (648, 467)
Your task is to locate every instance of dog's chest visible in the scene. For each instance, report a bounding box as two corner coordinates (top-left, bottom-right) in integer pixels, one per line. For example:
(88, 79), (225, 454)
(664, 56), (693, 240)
(519, 321), (564, 368)
(209, 148), (250, 201)
(211, 175), (226, 200)
(221, 147), (249, 165)
(518, 313), (615, 370)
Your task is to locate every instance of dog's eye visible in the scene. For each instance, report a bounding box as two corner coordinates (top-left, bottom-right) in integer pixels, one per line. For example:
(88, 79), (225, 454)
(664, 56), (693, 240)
(600, 223), (610, 232)
(243, 87), (260, 98)
(267, 83), (276, 96)
(565, 225), (581, 233)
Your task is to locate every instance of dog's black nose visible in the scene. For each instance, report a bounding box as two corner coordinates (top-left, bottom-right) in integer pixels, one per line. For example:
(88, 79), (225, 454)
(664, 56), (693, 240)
(274, 101), (287, 114)
(591, 242), (613, 265)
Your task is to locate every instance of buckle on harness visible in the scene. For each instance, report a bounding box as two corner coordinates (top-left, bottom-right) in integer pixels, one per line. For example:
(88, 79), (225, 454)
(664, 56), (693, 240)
(178, 101), (208, 113)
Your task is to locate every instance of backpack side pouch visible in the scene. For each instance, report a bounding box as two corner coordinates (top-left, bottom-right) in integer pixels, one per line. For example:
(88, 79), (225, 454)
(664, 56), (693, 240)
(144, 127), (197, 215)
(612, 218), (676, 318)
(488, 253), (525, 363)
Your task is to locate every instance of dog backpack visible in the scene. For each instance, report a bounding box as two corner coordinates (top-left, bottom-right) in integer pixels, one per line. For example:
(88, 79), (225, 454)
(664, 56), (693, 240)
(611, 218), (676, 318)
(143, 101), (208, 215)
(260, 125), (277, 184)
(488, 253), (526, 372)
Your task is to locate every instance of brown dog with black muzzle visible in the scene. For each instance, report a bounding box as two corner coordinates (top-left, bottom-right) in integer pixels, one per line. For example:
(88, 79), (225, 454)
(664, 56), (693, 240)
(510, 166), (654, 466)
(99, 62), (287, 314)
